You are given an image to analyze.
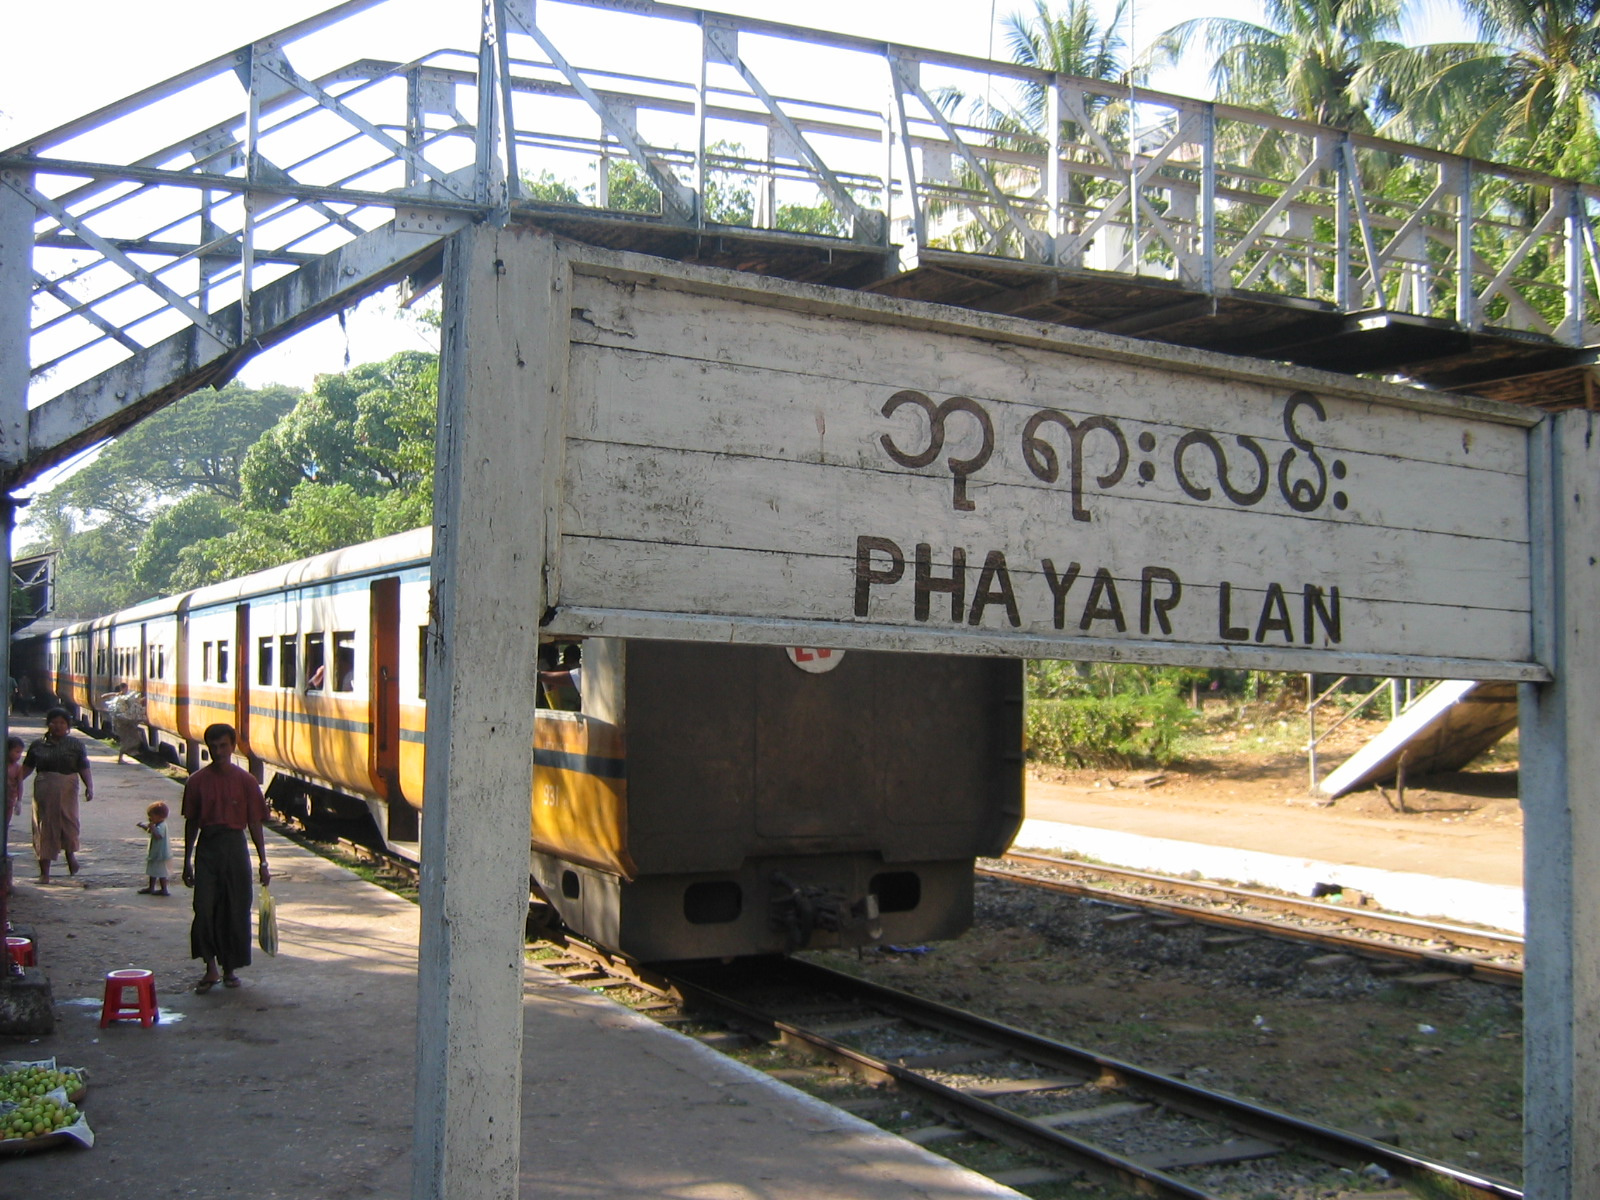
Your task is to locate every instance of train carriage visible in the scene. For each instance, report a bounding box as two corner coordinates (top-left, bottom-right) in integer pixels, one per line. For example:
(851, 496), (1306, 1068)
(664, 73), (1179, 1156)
(34, 528), (1023, 961)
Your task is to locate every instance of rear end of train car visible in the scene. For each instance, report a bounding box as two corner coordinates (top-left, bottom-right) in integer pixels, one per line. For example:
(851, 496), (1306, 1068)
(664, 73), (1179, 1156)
(530, 639), (1024, 961)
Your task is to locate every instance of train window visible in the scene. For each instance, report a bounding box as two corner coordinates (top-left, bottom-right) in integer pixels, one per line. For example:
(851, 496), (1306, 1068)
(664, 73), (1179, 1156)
(305, 633), (326, 691)
(870, 872), (921, 914)
(332, 632), (356, 692)
(217, 640), (230, 684)
(202, 641), (213, 682)
(258, 638), (274, 686)
(684, 881), (742, 925)
(96, 647), (106, 674)
(279, 635), (298, 689)
(417, 626), (428, 699)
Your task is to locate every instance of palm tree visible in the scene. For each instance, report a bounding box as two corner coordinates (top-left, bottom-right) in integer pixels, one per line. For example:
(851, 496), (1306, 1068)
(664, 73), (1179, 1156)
(928, 0), (1130, 256)
(1002, 0), (1130, 125)
(1146, 0), (1407, 131)
(1360, 0), (1600, 179)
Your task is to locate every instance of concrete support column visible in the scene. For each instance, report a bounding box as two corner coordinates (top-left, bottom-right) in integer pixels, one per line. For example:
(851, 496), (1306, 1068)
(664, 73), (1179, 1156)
(0, 174), (34, 935)
(0, 172), (29, 469)
(412, 224), (561, 1200)
(1520, 409), (1600, 1200)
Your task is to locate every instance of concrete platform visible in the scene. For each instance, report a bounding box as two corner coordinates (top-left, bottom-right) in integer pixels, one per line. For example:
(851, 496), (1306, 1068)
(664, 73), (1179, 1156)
(2, 730), (1022, 1198)
(1015, 815), (1524, 933)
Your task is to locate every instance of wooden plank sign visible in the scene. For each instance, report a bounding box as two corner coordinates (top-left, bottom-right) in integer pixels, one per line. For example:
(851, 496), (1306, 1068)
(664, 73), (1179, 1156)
(513, 232), (1544, 681)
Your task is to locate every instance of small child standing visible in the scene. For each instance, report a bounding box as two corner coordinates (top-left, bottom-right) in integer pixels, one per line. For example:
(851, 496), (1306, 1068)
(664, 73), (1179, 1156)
(5, 736), (22, 822)
(4, 737), (20, 899)
(136, 802), (171, 896)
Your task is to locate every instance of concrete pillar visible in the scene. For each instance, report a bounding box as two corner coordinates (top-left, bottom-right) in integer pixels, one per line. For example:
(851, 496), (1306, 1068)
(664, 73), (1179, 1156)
(0, 171), (29, 470)
(1520, 409), (1600, 1200)
(0, 173), (33, 933)
(412, 224), (561, 1200)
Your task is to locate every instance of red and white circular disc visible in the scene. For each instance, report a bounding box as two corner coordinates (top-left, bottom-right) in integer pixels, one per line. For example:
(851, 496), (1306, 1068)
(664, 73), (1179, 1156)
(785, 647), (844, 674)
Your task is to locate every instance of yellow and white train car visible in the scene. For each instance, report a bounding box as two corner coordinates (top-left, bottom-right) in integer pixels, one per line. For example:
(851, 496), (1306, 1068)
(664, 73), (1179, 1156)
(36, 529), (1024, 961)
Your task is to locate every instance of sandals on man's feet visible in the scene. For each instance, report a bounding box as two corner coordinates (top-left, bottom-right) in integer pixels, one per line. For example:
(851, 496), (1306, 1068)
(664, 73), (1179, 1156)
(194, 977), (219, 994)
(222, 976), (241, 989)
(136, 887), (154, 894)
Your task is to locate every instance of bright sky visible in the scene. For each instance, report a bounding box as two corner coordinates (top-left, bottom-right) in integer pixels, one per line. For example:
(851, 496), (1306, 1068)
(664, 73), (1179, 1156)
(0, 0), (1479, 397)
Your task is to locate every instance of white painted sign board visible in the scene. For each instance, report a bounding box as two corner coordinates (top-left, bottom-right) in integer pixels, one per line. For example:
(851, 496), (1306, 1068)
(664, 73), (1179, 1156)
(417, 225), (1595, 1200)
(522, 236), (1544, 681)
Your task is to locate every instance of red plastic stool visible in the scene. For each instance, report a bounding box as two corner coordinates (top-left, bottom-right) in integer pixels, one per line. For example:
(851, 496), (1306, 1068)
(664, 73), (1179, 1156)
(4, 936), (34, 968)
(99, 968), (158, 1027)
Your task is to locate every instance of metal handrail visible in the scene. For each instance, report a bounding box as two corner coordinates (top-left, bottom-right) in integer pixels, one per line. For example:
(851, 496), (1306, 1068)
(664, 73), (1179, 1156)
(5, 0), (1600, 449)
(1305, 675), (1441, 793)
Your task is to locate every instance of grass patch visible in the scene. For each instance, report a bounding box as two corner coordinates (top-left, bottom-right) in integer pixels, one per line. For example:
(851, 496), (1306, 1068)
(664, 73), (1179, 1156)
(268, 819), (420, 902)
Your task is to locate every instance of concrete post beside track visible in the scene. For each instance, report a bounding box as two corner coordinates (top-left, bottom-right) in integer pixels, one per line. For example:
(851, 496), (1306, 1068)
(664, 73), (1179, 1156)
(1520, 410), (1600, 1200)
(0, 173), (32, 969)
(412, 224), (560, 1200)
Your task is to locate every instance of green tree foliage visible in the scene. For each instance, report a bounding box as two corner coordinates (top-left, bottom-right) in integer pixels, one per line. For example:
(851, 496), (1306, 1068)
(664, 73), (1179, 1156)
(1005, 0), (1130, 122)
(1148, 0), (1406, 132)
(931, 0), (1130, 255)
(129, 493), (239, 598)
(1025, 691), (1195, 767)
(50, 381), (300, 519)
(23, 354), (438, 615)
(523, 150), (853, 233)
(20, 382), (300, 615)
(1361, 0), (1600, 179)
(239, 351), (436, 509)
(194, 351), (438, 577)
(521, 170), (583, 205)
(1024, 661), (1202, 768)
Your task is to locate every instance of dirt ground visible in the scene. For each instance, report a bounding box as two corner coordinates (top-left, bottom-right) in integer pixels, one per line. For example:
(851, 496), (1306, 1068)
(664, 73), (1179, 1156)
(1024, 710), (1523, 888)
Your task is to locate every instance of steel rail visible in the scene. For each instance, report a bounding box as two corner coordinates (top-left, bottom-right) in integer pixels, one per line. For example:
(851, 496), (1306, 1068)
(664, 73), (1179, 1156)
(668, 956), (1523, 1200)
(980, 861), (1522, 987)
(278, 822), (1521, 1200)
(998, 850), (1523, 959)
(666, 962), (1214, 1199)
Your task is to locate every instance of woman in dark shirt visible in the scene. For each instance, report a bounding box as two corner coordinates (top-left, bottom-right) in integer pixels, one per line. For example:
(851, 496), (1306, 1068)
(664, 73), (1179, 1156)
(18, 707), (94, 882)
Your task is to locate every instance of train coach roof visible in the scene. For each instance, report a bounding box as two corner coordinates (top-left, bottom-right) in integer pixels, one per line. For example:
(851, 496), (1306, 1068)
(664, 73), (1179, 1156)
(49, 527), (434, 637)
(185, 526), (434, 610)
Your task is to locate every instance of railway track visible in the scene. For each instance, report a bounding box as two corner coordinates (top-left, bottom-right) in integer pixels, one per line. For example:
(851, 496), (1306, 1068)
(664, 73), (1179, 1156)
(987, 851), (1523, 987)
(281, 816), (1522, 1196)
(542, 943), (1522, 1200)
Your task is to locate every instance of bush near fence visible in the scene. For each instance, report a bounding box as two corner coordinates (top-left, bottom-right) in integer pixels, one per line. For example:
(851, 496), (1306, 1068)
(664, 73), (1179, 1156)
(1025, 691), (1195, 769)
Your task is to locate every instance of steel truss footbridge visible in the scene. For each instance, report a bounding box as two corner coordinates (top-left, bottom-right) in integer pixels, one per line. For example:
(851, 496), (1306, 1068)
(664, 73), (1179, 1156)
(3, 0), (1600, 489)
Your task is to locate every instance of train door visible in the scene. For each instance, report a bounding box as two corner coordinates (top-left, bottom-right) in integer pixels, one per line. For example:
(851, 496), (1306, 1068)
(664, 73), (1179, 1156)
(173, 596), (199, 769)
(91, 625), (109, 723)
(234, 603), (258, 776)
(368, 577), (413, 840)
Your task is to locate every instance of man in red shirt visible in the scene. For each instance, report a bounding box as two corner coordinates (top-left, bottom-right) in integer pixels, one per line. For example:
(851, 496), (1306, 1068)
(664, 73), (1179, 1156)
(181, 724), (270, 992)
